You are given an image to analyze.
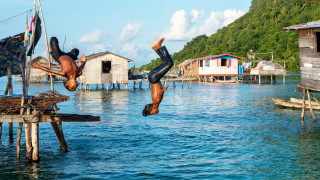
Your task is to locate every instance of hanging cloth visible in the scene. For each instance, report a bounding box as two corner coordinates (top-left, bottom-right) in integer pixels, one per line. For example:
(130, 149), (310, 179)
(0, 33), (26, 77)
(27, 13), (42, 56)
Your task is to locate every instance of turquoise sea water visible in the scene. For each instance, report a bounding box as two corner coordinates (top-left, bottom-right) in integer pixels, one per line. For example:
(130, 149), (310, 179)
(1, 74), (320, 179)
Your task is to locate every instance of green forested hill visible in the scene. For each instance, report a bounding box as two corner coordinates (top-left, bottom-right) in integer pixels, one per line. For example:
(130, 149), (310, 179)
(140, 0), (320, 72)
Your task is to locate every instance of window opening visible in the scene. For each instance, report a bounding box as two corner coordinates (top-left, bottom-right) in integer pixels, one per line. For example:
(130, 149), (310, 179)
(102, 61), (111, 73)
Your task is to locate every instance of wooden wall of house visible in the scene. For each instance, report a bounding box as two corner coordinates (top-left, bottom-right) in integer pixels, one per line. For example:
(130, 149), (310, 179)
(299, 28), (320, 92)
(78, 53), (129, 85)
(182, 61), (198, 78)
(109, 54), (129, 84)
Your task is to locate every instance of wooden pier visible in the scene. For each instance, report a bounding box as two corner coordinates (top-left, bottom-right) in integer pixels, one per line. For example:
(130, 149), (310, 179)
(0, 94), (100, 162)
(79, 78), (197, 90)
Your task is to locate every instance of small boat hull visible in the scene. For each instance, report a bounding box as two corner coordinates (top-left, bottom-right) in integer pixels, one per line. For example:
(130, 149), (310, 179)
(272, 98), (320, 110)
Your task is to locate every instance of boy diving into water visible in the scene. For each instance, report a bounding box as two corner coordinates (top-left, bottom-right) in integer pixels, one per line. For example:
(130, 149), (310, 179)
(143, 38), (173, 116)
(33, 37), (87, 91)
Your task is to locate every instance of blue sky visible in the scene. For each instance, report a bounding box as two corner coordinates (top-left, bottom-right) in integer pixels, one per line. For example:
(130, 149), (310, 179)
(0, 0), (251, 67)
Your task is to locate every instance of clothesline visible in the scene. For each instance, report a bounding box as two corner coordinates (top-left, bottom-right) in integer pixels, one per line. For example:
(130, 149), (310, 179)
(0, 6), (39, 24)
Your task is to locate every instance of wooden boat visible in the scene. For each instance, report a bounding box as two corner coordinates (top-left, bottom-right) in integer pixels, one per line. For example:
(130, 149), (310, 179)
(272, 98), (320, 110)
(132, 71), (145, 79)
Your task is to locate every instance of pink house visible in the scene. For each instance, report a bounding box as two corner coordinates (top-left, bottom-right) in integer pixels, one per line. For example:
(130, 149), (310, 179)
(195, 54), (244, 82)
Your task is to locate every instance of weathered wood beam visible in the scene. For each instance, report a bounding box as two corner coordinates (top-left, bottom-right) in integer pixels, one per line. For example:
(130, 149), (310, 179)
(0, 114), (100, 123)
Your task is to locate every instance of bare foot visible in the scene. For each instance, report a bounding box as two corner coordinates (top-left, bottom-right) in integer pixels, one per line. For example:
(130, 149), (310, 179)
(151, 38), (165, 51)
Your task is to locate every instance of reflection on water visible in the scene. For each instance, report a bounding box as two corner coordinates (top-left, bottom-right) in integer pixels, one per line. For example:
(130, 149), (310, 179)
(2, 74), (320, 179)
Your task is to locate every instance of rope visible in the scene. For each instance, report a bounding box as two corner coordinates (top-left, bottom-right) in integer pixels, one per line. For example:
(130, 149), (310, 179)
(0, 7), (39, 24)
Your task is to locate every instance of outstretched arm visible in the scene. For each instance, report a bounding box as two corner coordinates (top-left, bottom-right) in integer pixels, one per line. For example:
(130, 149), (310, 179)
(33, 63), (67, 77)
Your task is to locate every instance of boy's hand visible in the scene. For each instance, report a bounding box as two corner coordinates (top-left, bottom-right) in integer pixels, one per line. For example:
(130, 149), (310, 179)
(33, 63), (39, 68)
(81, 53), (86, 62)
(163, 84), (170, 92)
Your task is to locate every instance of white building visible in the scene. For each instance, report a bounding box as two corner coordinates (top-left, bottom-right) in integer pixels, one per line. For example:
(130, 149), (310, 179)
(76, 51), (133, 90)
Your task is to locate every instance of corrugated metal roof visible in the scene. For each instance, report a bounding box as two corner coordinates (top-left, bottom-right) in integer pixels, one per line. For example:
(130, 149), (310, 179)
(283, 20), (320, 31)
(195, 54), (243, 60)
(83, 51), (133, 62)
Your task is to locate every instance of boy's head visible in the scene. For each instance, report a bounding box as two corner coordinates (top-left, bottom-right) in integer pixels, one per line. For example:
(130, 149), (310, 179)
(64, 79), (78, 91)
(142, 103), (159, 116)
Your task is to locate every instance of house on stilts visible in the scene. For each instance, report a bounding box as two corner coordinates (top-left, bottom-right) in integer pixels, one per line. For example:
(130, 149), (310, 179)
(76, 51), (133, 90)
(176, 59), (198, 78)
(279, 20), (320, 121)
(195, 54), (243, 82)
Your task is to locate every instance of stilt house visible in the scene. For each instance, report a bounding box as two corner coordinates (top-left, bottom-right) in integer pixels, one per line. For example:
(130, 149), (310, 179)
(195, 54), (243, 81)
(284, 20), (320, 91)
(76, 51), (133, 88)
(176, 59), (198, 78)
(28, 56), (62, 82)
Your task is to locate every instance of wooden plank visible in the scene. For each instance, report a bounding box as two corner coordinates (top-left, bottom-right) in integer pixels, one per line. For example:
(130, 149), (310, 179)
(300, 81), (320, 92)
(301, 73), (320, 82)
(299, 36), (314, 48)
(0, 114), (100, 123)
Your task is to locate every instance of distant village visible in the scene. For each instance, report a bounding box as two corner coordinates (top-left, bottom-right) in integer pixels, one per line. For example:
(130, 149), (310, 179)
(25, 48), (286, 89)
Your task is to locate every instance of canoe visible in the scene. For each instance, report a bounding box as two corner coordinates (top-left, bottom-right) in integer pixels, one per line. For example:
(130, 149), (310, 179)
(272, 98), (320, 110)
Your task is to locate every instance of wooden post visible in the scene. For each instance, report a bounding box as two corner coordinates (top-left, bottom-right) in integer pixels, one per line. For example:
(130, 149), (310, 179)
(139, 81), (142, 88)
(38, 0), (54, 93)
(258, 75), (261, 84)
(301, 89), (306, 123)
(96, 84), (99, 90)
(307, 89), (317, 122)
(5, 67), (13, 95)
(16, 95), (25, 159)
(51, 105), (68, 152)
(5, 67), (14, 139)
(25, 123), (33, 160)
(133, 81), (136, 89)
(0, 122), (2, 139)
(101, 84), (105, 90)
(31, 121), (40, 161)
(182, 81), (184, 89)
(271, 75), (273, 84)
(16, 123), (23, 159)
(51, 121), (68, 152)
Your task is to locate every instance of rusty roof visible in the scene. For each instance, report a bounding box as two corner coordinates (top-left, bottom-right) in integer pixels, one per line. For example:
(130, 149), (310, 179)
(283, 20), (320, 31)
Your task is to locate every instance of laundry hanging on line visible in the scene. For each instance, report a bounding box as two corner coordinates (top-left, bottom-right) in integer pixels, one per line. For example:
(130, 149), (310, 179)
(26, 13), (42, 56)
(0, 33), (26, 77)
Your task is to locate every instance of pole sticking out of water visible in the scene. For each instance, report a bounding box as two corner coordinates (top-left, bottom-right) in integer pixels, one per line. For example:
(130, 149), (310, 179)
(37, 0), (54, 93)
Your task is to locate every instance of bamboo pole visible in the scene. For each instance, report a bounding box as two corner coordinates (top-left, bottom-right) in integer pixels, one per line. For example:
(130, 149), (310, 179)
(307, 89), (317, 122)
(301, 89), (306, 123)
(310, 92), (320, 105)
(37, 0), (54, 93)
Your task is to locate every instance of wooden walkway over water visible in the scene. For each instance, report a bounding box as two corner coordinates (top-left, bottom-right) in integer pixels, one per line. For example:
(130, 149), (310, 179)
(80, 78), (198, 90)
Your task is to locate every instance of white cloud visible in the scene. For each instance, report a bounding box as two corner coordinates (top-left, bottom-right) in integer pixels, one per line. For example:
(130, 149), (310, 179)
(78, 30), (106, 43)
(119, 23), (141, 41)
(120, 43), (138, 57)
(191, 9), (204, 23)
(162, 9), (246, 41)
